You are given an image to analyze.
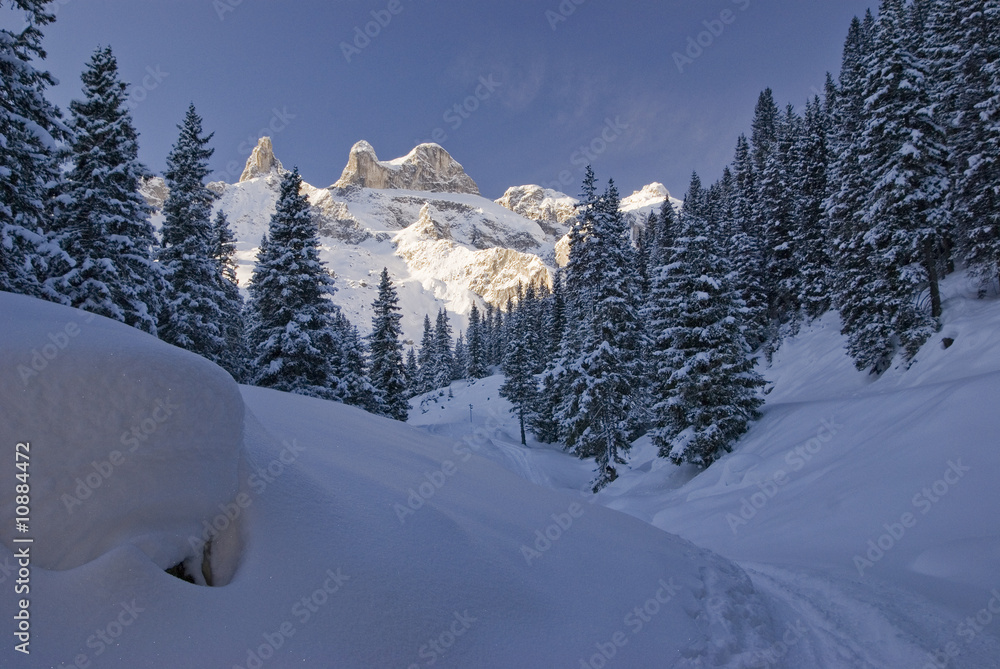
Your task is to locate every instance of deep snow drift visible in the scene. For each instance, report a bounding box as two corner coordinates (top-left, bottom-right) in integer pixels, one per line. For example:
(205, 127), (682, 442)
(2, 292), (783, 668)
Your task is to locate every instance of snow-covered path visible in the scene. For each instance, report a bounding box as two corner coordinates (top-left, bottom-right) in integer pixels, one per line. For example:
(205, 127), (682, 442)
(740, 563), (1000, 668)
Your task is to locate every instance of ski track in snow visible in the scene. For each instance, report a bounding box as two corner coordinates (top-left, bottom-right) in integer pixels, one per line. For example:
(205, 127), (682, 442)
(739, 563), (1000, 668)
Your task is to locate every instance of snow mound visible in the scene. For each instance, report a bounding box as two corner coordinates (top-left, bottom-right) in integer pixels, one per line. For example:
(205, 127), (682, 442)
(0, 292), (244, 580)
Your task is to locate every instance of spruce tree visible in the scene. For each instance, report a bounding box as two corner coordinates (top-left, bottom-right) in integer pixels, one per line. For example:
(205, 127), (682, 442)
(245, 167), (347, 400)
(558, 177), (643, 492)
(729, 134), (769, 349)
(0, 1), (66, 296)
(336, 314), (379, 412)
(647, 196), (765, 468)
(952, 0), (1000, 295)
(466, 301), (488, 379)
(499, 313), (536, 446)
(47, 46), (163, 333)
(795, 96), (833, 320)
(849, 0), (950, 369)
(432, 309), (455, 388)
(404, 347), (419, 395)
(209, 209), (248, 380)
(417, 314), (436, 393)
(368, 267), (409, 420)
(453, 332), (469, 380)
(158, 104), (232, 365)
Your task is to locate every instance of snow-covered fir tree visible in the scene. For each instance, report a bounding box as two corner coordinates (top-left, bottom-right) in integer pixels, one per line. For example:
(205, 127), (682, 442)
(47, 46), (163, 334)
(728, 134), (770, 350)
(794, 95), (834, 320)
(499, 310), (536, 446)
(416, 314), (436, 393)
(404, 347), (419, 395)
(245, 167), (348, 400)
(432, 309), (455, 389)
(950, 0), (1000, 296)
(557, 176), (643, 492)
(453, 332), (469, 380)
(0, 1), (66, 296)
(368, 267), (409, 420)
(208, 210), (247, 380)
(647, 180), (765, 468)
(335, 313), (379, 412)
(158, 105), (233, 366)
(848, 0), (951, 370)
(466, 301), (488, 379)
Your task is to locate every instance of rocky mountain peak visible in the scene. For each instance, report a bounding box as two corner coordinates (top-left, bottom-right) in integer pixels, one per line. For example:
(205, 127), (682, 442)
(332, 140), (480, 195)
(495, 185), (578, 226)
(239, 136), (285, 182)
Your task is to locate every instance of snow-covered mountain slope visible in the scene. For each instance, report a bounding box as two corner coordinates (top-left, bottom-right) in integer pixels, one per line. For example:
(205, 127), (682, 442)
(408, 274), (1000, 667)
(1, 292), (785, 668)
(150, 138), (578, 342)
(621, 181), (683, 220)
(143, 138), (679, 343)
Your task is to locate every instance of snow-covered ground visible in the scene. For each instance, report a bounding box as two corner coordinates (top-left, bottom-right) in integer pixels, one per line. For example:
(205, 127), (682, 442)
(408, 273), (1000, 667)
(2, 272), (998, 667)
(1, 291), (776, 668)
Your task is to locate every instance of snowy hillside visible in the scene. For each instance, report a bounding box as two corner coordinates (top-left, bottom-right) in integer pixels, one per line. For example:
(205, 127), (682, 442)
(2, 292), (785, 668)
(143, 138), (679, 342)
(408, 274), (1000, 667)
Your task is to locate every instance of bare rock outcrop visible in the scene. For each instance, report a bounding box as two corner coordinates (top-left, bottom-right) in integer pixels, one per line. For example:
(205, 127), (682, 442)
(333, 141), (480, 195)
(495, 185), (578, 227)
(239, 137), (285, 182)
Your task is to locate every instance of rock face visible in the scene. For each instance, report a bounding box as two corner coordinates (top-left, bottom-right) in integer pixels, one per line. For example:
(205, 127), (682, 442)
(240, 136), (285, 182)
(394, 205), (552, 309)
(333, 140), (480, 195)
(139, 176), (169, 210)
(495, 185), (578, 227)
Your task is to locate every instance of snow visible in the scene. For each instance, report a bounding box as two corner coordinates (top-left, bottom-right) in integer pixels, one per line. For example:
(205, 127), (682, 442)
(620, 181), (683, 220)
(406, 272), (1000, 667)
(0, 292), (244, 578)
(210, 174), (562, 343)
(1, 291), (781, 668)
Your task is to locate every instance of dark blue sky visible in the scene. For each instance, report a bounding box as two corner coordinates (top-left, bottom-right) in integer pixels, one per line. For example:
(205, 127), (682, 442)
(17, 0), (872, 199)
